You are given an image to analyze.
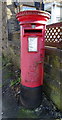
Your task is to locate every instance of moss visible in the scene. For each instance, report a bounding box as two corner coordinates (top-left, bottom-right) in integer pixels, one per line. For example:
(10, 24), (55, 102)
(2, 52), (20, 88)
(44, 50), (62, 111)
(2, 46), (20, 69)
(44, 72), (61, 90)
(2, 67), (14, 88)
(44, 84), (62, 111)
(8, 47), (20, 68)
(18, 108), (37, 118)
(44, 76), (62, 111)
(45, 54), (60, 69)
(50, 55), (60, 69)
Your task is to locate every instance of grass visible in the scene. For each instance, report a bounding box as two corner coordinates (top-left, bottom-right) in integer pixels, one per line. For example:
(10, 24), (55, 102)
(10, 77), (20, 87)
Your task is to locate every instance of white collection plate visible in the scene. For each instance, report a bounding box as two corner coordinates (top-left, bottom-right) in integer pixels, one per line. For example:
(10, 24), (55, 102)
(28, 37), (37, 52)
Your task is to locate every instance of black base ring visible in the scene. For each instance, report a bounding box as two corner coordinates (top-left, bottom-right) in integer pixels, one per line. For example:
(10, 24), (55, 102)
(20, 85), (43, 109)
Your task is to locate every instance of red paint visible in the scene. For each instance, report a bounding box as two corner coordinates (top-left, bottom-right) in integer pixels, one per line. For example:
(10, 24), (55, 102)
(16, 10), (50, 88)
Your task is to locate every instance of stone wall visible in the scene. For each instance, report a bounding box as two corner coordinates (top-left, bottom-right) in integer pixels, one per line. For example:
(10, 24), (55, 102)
(2, 2), (20, 69)
(44, 47), (62, 111)
(44, 22), (62, 111)
(2, 2), (8, 50)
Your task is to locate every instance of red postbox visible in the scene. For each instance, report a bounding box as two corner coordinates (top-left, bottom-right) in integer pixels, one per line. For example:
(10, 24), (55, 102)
(16, 10), (50, 109)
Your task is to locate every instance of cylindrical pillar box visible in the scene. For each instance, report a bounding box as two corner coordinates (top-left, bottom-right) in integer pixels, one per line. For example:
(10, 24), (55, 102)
(16, 10), (50, 109)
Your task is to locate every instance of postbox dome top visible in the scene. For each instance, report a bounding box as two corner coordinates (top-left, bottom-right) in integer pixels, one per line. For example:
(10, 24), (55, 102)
(16, 10), (50, 25)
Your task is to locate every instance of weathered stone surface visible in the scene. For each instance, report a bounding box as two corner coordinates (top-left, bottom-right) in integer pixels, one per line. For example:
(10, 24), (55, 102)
(7, 2), (20, 34)
(3, 46), (20, 69)
(2, 2), (20, 70)
(44, 46), (62, 111)
(2, 2), (8, 49)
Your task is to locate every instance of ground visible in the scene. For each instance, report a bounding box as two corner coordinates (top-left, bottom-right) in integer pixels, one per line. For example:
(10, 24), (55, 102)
(1, 57), (62, 119)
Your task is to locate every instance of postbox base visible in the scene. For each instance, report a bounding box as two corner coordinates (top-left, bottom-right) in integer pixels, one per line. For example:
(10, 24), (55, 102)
(20, 85), (43, 109)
